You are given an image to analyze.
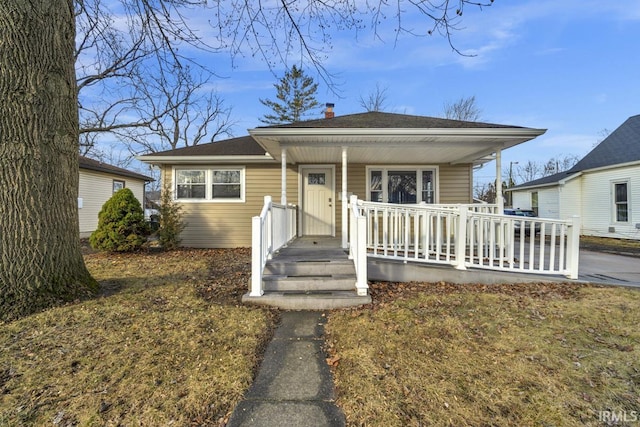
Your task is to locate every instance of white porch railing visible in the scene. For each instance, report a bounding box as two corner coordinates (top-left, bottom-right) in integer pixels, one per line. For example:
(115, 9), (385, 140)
(250, 196), (297, 296)
(354, 199), (580, 279)
(348, 195), (369, 296)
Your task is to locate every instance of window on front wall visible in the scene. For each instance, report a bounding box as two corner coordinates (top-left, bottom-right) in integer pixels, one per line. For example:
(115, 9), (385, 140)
(212, 170), (241, 199)
(113, 180), (125, 193)
(175, 168), (244, 202)
(177, 170), (206, 199)
(613, 181), (629, 222)
(367, 167), (437, 204)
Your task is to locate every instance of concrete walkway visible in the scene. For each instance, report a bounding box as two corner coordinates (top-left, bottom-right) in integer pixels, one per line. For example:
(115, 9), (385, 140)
(227, 311), (345, 427)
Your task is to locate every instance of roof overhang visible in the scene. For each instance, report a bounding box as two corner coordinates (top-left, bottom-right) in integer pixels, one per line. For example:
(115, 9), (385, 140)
(248, 127), (547, 166)
(136, 154), (275, 165)
(506, 172), (583, 192)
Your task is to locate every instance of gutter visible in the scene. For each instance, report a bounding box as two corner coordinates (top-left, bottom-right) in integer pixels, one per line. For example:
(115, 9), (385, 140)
(249, 127), (547, 138)
(136, 154), (276, 165)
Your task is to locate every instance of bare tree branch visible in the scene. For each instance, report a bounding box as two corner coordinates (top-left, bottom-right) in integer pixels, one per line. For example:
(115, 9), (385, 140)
(359, 82), (390, 112)
(443, 95), (482, 121)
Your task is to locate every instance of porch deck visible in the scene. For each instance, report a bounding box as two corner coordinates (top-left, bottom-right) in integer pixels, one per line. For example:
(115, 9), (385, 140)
(246, 197), (581, 310)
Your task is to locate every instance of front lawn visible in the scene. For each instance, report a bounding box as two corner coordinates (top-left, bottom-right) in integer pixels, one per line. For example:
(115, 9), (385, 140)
(0, 248), (275, 426)
(326, 281), (640, 426)
(2, 245), (639, 426)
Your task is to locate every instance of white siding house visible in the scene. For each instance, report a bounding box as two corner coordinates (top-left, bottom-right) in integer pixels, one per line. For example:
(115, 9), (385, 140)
(508, 115), (640, 240)
(78, 156), (152, 237)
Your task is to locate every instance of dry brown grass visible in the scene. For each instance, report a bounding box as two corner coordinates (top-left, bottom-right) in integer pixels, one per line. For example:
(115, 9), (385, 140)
(0, 248), (274, 426)
(580, 235), (640, 256)
(327, 282), (640, 426)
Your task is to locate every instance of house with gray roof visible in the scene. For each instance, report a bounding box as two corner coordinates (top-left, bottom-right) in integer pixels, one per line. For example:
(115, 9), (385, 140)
(139, 108), (545, 248)
(508, 114), (640, 240)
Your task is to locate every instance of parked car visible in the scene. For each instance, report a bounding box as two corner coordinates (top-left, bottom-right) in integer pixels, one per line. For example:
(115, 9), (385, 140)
(504, 208), (540, 235)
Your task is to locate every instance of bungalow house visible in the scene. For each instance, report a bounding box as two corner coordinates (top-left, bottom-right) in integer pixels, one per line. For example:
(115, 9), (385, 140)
(78, 155), (153, 237)
(508, 114), (640, 240)
(138, 109), (546, 247)
(139, 109), (585, 308)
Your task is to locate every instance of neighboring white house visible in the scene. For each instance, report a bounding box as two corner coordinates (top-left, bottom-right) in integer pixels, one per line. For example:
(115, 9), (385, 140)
(508, 114), (640, 240)
(78, 156), (153, 237)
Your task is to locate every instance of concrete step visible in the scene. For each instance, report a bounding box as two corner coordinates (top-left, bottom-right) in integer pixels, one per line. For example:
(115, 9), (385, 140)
(263, 274), (356, 292)
(242, 291), (372, 310)
(264, 259), (355, 276)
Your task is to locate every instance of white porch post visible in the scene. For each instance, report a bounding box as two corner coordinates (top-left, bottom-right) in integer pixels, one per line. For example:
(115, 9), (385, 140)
(495, 149), (504, 213)
(280, 148), (287, 205)
(342, 147), (348, 249)
(567, 215), (581, 279)
(280, 148), (289, 246)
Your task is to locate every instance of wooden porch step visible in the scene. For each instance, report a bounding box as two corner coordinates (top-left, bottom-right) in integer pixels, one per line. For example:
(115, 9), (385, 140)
(263, 274), (356, 292)
(242, 291), (372, 310)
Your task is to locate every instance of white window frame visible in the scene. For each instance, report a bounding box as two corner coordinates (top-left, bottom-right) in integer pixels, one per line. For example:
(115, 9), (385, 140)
(112, 179), (125, 193)
(611, 179), (630, 223)
(365, 166), (439, 204)
(173, 167), (245, 203)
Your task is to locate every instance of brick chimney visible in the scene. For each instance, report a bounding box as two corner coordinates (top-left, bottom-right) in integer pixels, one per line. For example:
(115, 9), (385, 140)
(325, 103), (335, 119)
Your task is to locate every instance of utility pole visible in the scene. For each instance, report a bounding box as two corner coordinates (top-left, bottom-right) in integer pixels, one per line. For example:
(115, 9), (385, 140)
(508, 161), (519, 207)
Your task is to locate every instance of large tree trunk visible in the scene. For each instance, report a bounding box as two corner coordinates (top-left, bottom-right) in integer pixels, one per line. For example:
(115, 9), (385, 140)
(0, 0), (98, 321)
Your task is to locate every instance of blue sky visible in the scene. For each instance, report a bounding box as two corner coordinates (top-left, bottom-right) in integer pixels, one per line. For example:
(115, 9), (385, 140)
(182, 0), (639, 185)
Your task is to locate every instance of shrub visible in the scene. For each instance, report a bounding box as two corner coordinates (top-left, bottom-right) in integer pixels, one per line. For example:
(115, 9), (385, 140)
(157, 184), (185, 250)
(90, 188), (149, 252)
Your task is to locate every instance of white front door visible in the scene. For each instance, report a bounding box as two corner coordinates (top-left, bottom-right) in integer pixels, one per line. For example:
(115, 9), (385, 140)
(302, 167), (334, 236)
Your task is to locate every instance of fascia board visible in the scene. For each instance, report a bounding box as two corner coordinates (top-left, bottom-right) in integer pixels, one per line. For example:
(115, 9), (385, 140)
(249, 127), (547, 138)
(136, 154), (275, 164)
(577, 159), (640, 174)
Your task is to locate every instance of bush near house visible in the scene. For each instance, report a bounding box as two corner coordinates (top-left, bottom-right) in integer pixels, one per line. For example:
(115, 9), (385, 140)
(157, 184), (186, 250)
(90, 188), (149, 252)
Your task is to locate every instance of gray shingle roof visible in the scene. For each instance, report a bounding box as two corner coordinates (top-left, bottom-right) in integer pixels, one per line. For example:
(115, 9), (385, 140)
(145, 136), (266, 157)
(571, 114), (640, 171)
(261, 111), (521, 129)
(79, 156), (153, 181)
(509, 171), (576, 190)
(511, 114), (640, 189)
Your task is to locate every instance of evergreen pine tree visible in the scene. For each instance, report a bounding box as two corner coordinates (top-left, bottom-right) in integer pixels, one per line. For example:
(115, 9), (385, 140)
(260, 65), (320, 124)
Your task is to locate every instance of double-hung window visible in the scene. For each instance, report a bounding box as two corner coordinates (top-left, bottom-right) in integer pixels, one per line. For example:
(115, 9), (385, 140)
(212, 170), (241, 199)
(175, 168), (244, 202)
(613, 181), (629, 222)
(367, 167), (437, 204)
(176, 170), (206, 199)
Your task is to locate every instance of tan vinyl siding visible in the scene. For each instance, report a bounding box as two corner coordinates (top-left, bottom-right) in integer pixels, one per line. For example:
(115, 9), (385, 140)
(165, 162), (474, 248)
(439, 164), (472, 204)
(165, 164), (298, 248)
(78, 169), (146, 237)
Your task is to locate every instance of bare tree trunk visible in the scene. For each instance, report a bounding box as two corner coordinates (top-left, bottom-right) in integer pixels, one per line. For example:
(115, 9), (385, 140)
(0, 0), (98, 321)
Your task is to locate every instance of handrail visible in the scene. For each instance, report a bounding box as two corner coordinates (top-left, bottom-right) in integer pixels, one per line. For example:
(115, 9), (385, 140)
(250, 196), (297, 297)
(357, 200), (580, 279)
(348, 195), (369, 296)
